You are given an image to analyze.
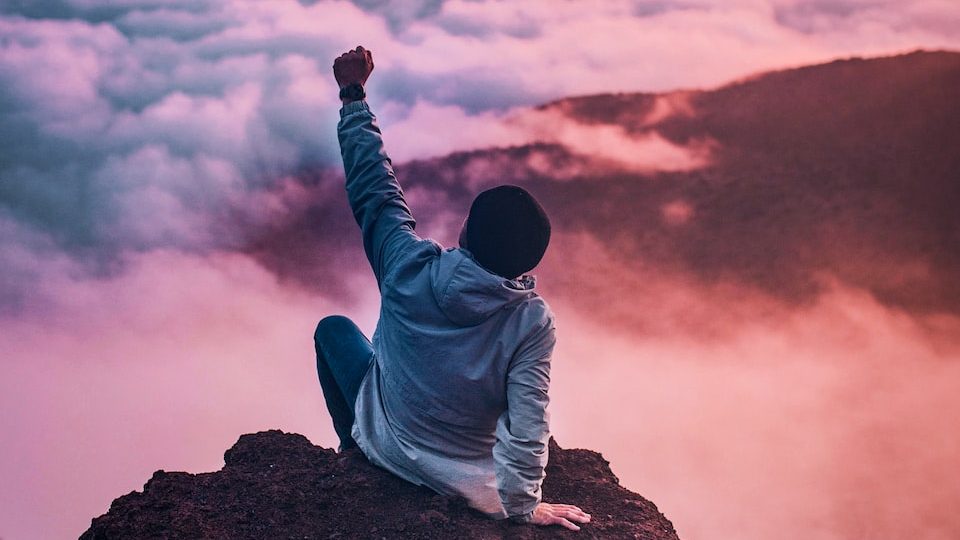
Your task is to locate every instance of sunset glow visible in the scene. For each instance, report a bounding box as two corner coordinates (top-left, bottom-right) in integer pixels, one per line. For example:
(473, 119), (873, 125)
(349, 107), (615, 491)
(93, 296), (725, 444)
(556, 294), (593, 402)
(2, 1), (959, 539)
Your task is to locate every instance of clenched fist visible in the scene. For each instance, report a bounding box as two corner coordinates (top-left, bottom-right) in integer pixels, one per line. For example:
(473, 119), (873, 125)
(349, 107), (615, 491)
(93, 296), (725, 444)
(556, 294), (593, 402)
(333, 45), (374, 90)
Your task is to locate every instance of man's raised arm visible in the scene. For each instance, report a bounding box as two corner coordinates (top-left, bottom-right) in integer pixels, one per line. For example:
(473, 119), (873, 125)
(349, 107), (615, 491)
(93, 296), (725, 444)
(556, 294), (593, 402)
(334, 46), (419, 286)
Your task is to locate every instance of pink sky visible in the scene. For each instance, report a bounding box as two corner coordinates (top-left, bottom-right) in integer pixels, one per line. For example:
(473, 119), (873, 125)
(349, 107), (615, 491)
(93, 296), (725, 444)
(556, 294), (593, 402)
(2, 1), (960, 539)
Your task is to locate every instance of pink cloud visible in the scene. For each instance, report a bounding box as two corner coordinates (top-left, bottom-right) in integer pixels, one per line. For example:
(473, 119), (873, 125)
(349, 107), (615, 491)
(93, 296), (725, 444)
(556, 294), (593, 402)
(377, 101), (534, 161)
(512, 109), (714, 173)
(661, 199), (695, 225)
(539, 233), (960, 540)
(0, 249), (381, 539)
(379, 101), (713, 172)
(3, 233), (959, 540)
(384, 0), (960, 98)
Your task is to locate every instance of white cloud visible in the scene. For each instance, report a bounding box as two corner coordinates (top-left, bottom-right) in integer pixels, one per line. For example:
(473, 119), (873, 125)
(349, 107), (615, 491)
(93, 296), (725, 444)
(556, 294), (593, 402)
(378, 98), (712, 173)
(512, 108), (714, 173)
(3, 0), (958, 272)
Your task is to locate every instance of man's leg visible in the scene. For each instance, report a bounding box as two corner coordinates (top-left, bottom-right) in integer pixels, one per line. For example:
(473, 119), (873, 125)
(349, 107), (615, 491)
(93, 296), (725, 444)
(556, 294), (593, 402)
(314, 315), (374, 451)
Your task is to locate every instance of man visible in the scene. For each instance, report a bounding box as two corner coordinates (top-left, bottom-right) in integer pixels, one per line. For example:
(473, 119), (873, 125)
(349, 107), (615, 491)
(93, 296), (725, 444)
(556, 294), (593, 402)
(314, 45), (591, 531)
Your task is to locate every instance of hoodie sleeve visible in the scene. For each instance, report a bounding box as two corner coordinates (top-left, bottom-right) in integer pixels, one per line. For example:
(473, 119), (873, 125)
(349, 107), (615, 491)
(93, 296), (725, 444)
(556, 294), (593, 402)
(493, 314), (557, 518)
(337, 100), (420, 286)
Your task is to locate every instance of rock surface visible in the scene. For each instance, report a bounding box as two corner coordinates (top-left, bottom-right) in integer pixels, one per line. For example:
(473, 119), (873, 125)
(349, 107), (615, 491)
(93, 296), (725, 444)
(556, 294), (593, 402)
(81, 430), (679, 539)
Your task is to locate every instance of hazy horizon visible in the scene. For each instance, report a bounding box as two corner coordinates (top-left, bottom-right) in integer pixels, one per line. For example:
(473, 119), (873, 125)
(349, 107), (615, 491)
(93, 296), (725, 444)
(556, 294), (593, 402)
(2, 1), (960, 539)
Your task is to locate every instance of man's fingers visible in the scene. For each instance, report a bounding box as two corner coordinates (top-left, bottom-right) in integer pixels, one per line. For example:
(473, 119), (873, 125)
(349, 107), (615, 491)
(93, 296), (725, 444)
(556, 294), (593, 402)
(566, 509), (591, 523)
(555, 507), (590, 522)
(337, 50), (372, 63)
(555, 504), (591, 520)
(568, 507), (591, 518)
(553, 516), (581, 531)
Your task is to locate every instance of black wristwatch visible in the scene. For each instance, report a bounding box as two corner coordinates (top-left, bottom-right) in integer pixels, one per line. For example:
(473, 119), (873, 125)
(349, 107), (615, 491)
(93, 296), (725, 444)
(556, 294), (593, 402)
(339, 83), (365, 101)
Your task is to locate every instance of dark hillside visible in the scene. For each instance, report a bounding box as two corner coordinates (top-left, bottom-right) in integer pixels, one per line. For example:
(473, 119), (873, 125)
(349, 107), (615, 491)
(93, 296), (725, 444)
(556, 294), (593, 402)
(421, 51), (960, 318)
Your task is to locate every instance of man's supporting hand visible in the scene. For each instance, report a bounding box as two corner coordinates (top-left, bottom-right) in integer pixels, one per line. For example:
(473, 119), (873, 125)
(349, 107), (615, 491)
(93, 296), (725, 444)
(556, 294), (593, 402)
(333, 45), (374, 104)
(530, 502), (592, 531)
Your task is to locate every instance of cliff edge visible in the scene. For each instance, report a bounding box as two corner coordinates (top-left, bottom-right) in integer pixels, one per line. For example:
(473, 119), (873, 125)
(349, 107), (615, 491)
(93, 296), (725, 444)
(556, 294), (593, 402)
(81, 430), (679, 539)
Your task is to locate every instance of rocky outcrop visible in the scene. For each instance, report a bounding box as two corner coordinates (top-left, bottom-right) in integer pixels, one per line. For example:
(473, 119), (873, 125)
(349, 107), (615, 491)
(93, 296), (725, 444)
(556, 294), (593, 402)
(81, 430), (679, 539)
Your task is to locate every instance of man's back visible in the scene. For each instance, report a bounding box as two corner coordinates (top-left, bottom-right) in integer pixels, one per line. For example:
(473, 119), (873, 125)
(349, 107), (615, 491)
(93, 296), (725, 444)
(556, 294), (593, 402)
(377, 242), (553, 437)
(338, 99), (556, 518)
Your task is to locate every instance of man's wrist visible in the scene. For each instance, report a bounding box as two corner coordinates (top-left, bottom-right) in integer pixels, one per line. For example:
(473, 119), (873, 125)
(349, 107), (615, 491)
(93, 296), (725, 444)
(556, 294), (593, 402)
(509, 510), (535, 524)
(339, 82), (365, 104)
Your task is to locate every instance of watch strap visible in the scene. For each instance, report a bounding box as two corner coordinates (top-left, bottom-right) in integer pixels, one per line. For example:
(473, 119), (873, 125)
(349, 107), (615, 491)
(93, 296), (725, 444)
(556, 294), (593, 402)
(339, 83), (366, 101)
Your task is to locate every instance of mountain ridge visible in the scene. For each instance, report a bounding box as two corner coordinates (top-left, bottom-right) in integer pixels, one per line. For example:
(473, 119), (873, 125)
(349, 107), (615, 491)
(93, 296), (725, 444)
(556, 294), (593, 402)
(386, 49), (960, 327)
(536, 48), (959, 112)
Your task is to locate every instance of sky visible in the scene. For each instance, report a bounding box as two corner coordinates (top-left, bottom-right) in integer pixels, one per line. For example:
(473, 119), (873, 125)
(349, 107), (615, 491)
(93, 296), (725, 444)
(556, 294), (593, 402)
(1, 1), (960, 539)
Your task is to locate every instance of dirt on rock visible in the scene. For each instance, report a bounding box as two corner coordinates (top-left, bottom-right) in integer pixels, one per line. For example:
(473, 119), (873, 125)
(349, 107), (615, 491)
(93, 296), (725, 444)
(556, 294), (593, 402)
(81, 430), (679, 539)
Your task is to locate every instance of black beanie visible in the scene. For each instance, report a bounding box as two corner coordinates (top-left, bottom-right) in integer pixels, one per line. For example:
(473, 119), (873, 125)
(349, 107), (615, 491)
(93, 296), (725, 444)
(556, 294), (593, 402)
(465, 185), (551, 279)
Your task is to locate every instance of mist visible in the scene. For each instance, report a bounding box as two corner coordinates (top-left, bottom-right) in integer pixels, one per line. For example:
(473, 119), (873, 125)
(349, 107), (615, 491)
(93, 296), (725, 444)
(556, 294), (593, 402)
(541, 233), (960, 540)
(3, 240), (958, 539)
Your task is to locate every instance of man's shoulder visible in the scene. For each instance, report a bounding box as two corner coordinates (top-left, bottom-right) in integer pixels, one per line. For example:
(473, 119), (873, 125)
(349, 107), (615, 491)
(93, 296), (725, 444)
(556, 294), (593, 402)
(519, 288), (554, 321)
(380, 237), (451, 296)
(386, 236), (443, 272)
(511, 293), (556, 344)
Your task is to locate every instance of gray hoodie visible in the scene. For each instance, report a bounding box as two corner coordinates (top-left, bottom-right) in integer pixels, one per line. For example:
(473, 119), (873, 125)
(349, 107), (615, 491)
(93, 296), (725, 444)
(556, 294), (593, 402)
(337, 100), (556, 519)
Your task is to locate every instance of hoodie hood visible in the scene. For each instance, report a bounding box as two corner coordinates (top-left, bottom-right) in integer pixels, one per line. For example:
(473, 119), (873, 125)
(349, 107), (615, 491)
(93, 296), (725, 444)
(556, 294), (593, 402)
(430, 248), (537, 327)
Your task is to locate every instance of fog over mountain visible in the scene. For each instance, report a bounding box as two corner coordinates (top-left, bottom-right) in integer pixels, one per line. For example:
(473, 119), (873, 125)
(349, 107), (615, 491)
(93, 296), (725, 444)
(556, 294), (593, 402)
(246, 51), (960, 330)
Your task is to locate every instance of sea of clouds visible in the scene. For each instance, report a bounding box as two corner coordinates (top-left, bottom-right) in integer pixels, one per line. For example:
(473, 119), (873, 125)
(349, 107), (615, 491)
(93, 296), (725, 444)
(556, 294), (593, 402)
(2, 1), (959, 539)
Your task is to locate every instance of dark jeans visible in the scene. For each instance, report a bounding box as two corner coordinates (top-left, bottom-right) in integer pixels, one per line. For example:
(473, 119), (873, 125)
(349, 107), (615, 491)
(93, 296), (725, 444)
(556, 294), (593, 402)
(314, 315), (374, 451)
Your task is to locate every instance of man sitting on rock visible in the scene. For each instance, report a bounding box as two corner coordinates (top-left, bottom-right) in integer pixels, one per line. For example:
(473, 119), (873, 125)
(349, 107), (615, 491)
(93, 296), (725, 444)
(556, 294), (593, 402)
(314, 45), (591, 531)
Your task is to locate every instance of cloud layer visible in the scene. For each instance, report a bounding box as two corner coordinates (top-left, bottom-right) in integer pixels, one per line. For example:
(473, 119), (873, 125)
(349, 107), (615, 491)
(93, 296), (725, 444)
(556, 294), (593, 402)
(3, 0), (960, 304)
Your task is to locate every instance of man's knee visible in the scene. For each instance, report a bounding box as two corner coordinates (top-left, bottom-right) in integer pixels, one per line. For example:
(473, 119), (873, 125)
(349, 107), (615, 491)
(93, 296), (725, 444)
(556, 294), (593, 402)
(314, 314), (354, 345)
